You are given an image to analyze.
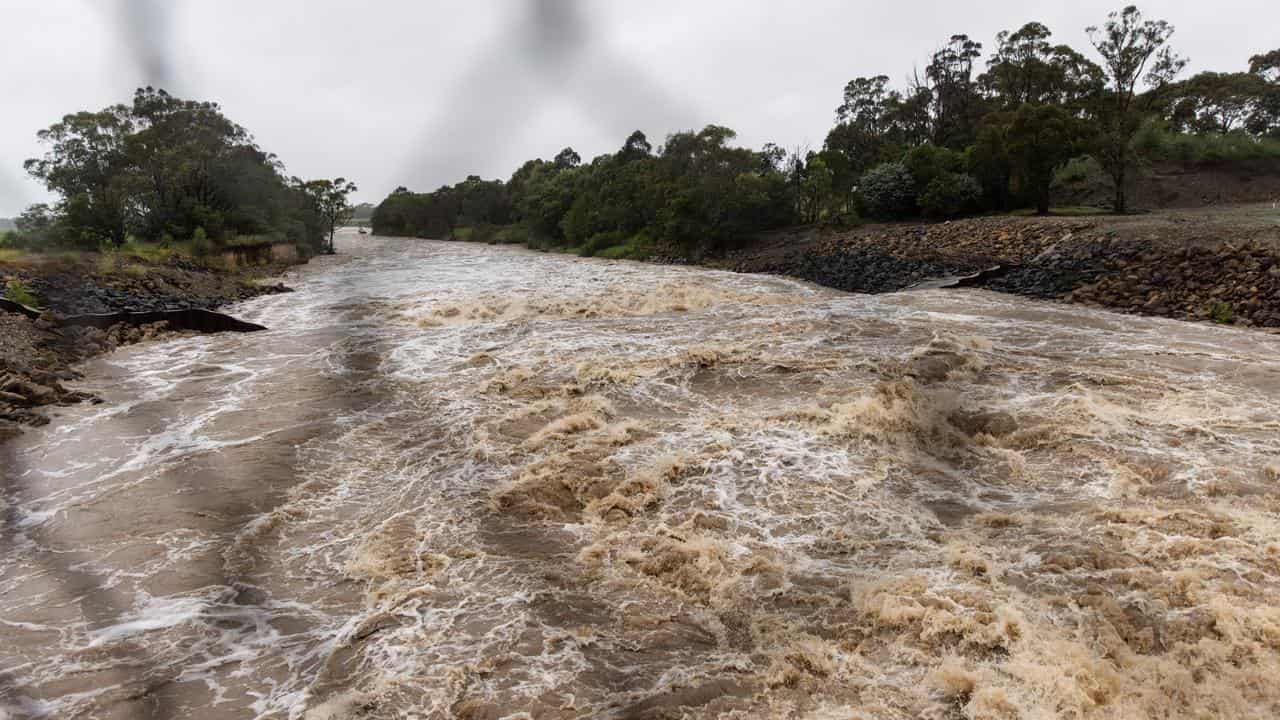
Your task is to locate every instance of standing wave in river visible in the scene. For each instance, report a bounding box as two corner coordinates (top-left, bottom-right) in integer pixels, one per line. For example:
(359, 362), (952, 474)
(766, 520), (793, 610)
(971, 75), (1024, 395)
(3, 231), (1279, 719)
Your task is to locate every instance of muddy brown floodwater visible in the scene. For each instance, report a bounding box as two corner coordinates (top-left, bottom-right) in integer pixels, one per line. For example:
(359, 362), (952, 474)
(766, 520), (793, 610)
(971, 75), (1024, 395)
(3, 230), (1280, 719)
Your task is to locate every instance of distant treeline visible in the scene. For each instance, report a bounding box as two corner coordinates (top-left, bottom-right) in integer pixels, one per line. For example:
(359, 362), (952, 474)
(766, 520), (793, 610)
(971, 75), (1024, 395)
(374, 6), (1280, 258)
(5, 88), (354, 258)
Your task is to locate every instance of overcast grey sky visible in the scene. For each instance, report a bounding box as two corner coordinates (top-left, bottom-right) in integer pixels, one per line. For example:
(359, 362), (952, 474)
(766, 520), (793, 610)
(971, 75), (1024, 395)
(1, 0), (1276, 216)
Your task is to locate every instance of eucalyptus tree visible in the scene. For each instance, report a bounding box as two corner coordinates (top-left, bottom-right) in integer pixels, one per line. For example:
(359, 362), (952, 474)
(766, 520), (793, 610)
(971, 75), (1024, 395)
(24, 105), (136, 246)
(981, 22), (1103, 110)
(1086, 5), (1186, 212)
(297, 178), (358, 254)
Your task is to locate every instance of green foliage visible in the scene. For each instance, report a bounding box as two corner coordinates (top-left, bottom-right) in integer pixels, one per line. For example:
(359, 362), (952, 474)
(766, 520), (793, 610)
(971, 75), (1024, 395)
(1006, 104), (1086, 213)
(903, 144), (966, 192)
(453, 224), (510, 244)
(1133, 122), (1280, 162)
(966, 118), (1013, 210)
(118, 238), (177, 263)
(375, 125), (795, 258)
(1152, 71), (1273, 134)
(368, 12), (1269, 241)
(981, 22), (1103, 110)
(926, 35), (986, 148)
(22, 87), (337, 255)
(575, 231), (618, 257)
(825, 76), (929, 180)
(295, 177), (358, 254)
(489, 225), (529, 245)
(1086, 6), (1186, 212)
(595, 233), (652, 260)
(188, 227), (214, 257)
(1051, 155), (1111, 203)
(1208, 301), (1235, 324)
(919, 172), (982, 218)
(4, 279), (39, 308)
(859, 162), (917, 219)
(371, 186), (458, 238)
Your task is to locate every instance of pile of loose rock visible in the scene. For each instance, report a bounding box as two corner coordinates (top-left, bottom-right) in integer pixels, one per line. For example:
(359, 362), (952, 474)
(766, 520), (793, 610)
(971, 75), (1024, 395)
(0, 367), (96, 429)
(717, 213), (1280, 328)
(726, 218), (1097, 295)
(822, 217), (1094, 267)
(1067, 242), (1280, 327)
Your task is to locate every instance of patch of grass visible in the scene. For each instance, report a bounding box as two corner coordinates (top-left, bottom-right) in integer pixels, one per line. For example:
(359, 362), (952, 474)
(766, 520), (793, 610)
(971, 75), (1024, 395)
(1207, 301), (1236, 324)
(118, 239), (177, 263)
(122, 263), (149, 278)
(0, 248), (36, 265)
(38, 251), (87, 270)
(1006, 206), (1110, 217)
(454, 225), (506, 244)
(595, 237), (652, 260)
(95, 254), (117, 275)
(4, 279), (39, 308)
(493, 225), (529, 245)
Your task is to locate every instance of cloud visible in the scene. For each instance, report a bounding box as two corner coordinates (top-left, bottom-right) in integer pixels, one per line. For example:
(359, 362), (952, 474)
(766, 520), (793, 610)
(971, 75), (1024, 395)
(1, 0), (1277, 215)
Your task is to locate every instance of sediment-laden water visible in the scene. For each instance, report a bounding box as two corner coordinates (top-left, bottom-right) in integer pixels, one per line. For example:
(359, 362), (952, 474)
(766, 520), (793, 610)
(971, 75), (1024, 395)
(3, 230), (1279, 719)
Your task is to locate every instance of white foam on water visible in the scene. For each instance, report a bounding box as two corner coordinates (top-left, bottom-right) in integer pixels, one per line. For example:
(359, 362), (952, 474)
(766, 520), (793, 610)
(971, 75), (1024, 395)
(3, 231), (1280, 718)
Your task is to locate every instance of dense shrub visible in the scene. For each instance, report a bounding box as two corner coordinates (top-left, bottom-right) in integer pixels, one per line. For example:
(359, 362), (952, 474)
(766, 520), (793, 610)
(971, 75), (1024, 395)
(377, 125), (797, 258)
(1051, 155), (1111, 204)
(491, 225), (526, 244)
(189, 227), (214, 257)
(860, 162), (917, 219)
(919, 172), (983, 218)
(1134, 122), (1280, 162)
(904, 144), (967, 191)
(1208, 301), (1236, 324)
(578, 230), (629, 257)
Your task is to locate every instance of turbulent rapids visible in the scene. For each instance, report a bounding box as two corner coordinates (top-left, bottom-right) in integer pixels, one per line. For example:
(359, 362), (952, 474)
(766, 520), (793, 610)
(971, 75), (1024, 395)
(3, 230), (1280, 719)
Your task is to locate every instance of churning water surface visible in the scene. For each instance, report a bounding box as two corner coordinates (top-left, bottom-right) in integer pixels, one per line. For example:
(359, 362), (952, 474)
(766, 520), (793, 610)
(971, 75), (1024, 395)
(2, 230), (1279, 719)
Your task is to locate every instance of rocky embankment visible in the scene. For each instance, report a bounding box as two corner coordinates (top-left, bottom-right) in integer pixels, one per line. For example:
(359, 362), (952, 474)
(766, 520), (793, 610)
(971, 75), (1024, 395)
(716, 206), (1280, 329)
(0, 256), (291, 437)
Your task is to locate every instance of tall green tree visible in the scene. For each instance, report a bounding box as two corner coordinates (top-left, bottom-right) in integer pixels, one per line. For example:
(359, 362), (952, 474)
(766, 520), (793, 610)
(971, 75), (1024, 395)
(1155, 71), (1272, 134)
(24, 106), (136, 246)
(981, 22), (1104, 110)
(926, 34), (986, 148)
(1005, 104), (1085, 214)
(24, 88), (339, 254)
(1086, 5), (1186, 213)
(825, 76), (930, 178)
(298, 178), (358, 254)
(1247, 49), (1280, 137)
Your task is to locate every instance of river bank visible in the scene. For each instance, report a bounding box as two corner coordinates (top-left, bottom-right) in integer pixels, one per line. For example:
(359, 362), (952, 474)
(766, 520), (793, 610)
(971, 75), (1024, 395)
(707, 204), (1280, 329)
(0, 251), (294, 437)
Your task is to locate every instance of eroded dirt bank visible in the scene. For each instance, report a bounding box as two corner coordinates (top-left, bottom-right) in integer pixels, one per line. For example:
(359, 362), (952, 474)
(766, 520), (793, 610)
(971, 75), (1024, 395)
(3, 234), (1278, 719)
(712, 204), (1280, 329)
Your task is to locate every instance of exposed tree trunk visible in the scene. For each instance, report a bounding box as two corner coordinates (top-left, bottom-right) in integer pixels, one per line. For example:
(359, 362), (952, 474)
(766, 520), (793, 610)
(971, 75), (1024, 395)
(1113, 153), (1127, 214)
